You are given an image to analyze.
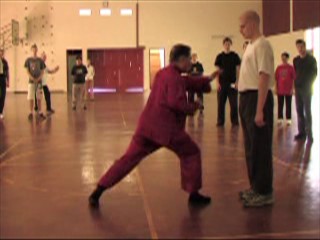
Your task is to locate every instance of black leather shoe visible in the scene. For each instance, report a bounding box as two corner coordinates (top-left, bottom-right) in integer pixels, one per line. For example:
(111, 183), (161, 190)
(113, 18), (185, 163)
(189, 192), (211, 206)
(88, 194), (100, 208)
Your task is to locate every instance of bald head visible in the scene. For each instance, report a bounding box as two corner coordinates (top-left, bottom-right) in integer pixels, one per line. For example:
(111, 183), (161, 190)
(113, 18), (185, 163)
(243, 10), (260, 25)
(239, 10), (261, 40)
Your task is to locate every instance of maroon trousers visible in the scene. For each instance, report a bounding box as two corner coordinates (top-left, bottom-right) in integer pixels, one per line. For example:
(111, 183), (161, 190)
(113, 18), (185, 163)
(98, 131), (202, 193)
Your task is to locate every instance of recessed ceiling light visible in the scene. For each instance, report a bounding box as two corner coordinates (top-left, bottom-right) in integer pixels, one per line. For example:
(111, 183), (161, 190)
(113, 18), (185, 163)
(120, 9), (133, 16)
(79, 9), (92, 16)
(100, 8), (111, 16)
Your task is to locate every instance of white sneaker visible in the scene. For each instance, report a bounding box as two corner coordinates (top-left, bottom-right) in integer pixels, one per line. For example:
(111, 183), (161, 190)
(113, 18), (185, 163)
(286, 120), (292, 126)
(277, 119), (283, 125)
(0, 114), (4, 119)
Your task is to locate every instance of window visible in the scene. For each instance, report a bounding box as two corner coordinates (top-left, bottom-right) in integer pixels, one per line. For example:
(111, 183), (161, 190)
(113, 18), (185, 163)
(100, 8), (112, 16)
(79, 9), (92, 16)
(120, 9), (133, 16)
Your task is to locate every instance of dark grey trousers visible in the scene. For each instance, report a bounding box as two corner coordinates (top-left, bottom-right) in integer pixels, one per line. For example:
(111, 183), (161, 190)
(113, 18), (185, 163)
(239, 90), (274, 195)
(295, 89), (312, 137)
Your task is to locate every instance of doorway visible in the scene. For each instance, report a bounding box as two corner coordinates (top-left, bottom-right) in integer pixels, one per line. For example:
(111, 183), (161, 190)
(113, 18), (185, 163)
(88, 48), (144, 93)
(66, 50), (83, 95)
(149, 48), (165, 89)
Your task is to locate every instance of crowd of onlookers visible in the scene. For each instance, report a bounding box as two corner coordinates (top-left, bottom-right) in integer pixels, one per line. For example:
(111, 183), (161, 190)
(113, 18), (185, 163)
(188, 37), (317, 143)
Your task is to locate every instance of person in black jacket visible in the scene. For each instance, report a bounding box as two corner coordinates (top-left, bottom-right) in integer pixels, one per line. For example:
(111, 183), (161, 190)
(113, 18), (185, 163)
(188, 53), (205, 114)
(293, 39), (318, 143)
(0, 49), (9, 119)
(214, 37), (241, 127)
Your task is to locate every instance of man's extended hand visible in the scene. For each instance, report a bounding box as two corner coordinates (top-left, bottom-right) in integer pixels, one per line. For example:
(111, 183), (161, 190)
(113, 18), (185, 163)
(210, 69), (222, 81)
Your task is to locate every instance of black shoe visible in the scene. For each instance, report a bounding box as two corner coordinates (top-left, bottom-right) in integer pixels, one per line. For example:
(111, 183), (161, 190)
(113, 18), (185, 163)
(88, 185), (105, 208)
(188, 192), (211, 206)
(47, 109), (55, 114)
(232, 123), (239, 128)
(294, 133), (306, 141)
(28, 113), (33, 120)
(88, 194), (100, 208)
(216, 123), (224, 127)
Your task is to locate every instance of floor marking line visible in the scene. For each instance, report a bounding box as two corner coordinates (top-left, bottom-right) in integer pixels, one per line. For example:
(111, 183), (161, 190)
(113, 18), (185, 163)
(0, 139), (23, 161)
(135, 169), (158, 240)
(117, 95), (127, 127)
(0, 144), (72, 168)
(200, 229), (320, 239)
(121, 111), (127, 127)
(273, 155), (306, 174)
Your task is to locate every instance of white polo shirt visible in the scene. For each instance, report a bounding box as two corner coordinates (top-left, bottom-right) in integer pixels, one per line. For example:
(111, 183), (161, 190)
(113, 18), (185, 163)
(238, 36), (274, 92)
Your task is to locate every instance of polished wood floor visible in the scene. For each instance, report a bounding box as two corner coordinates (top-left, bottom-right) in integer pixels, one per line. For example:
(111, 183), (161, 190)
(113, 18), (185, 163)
(0, 92), (319, 239)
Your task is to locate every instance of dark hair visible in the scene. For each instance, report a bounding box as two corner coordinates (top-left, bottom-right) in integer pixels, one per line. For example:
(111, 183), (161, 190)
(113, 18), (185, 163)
(223, 37), (232, 44)
(76, 56), (82, 60)
(296, 39), (306, 46)
(281, 52), (290, 58)
(31, 44), (38, 49)
(169, 44), (191, 63)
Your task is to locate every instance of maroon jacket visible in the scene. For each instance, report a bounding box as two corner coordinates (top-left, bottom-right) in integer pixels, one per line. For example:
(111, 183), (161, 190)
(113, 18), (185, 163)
(136, 64), (212, 145)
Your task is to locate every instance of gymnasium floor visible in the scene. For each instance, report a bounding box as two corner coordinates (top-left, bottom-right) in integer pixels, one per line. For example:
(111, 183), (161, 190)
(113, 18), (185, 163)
(0, 92), (319, 239)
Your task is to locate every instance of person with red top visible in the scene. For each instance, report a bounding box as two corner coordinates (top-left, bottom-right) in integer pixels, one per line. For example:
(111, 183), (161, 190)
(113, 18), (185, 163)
(89, 44), (220, 208)
(275, 52), (295, 126)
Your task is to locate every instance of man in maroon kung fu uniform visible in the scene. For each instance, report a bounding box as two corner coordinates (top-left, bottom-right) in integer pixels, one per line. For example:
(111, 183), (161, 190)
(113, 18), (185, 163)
(89, 44), (220, 208)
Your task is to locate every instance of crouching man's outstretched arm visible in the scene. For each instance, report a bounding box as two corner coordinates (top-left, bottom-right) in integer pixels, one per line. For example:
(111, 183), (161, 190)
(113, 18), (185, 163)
(183, 70), (220, 93)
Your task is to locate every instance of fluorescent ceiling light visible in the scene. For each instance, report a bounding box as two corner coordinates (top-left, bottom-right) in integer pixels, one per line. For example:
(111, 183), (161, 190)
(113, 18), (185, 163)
(100, 8), (111, 16)
(79, 9), (92, 16)
(120, 9), (133, 16)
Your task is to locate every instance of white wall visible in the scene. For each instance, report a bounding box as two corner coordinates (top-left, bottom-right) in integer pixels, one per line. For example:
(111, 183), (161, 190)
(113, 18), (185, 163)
(1, 0), (262, 92)
(139, 0), (262, 89)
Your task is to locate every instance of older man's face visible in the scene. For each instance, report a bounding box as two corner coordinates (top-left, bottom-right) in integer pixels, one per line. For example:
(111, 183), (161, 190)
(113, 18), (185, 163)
(240, 16), (253, 39)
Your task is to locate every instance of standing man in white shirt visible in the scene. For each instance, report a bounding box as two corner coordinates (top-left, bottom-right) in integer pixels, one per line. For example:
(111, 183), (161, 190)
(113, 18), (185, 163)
(238, 10), (275, 207)
(85, 58), (95, 100)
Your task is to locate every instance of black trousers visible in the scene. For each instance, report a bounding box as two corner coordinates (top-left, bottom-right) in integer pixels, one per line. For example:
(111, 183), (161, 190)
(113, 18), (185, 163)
(277, 95), (292, 119)
(188, 91), (204, 108)
(217, 87), (239, 125)
(239, 90), (274, 195)
(0, 78), (7, 114)
(295, 88), (312, 137)
(34, 85), (52, 111)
